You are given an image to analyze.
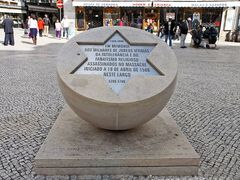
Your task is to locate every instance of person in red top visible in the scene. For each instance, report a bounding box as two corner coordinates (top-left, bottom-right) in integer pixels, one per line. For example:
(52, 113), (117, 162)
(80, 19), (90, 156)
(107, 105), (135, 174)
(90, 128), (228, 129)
(37, 17), (44, 37)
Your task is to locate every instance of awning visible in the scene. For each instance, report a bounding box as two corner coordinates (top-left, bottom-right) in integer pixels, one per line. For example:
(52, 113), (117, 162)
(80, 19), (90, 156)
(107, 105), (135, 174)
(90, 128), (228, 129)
(0, 7), (26, 14)
(27, 5), (58, 13)
(153, 1), (240, 7)
(72, 1), (152, 7)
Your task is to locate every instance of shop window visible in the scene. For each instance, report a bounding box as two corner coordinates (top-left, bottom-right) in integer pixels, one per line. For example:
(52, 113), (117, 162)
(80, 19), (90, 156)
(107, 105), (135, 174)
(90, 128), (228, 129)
(160, 8), (178, 25)
(120, 8), (143, 28)
(0, 13), (23, 28)
(202, 8), (222, 25)
(85, 8), (103, 29)
(103, 8), (120, 26)
(144, 8), (159, 31)
(76, 8), (85, 30)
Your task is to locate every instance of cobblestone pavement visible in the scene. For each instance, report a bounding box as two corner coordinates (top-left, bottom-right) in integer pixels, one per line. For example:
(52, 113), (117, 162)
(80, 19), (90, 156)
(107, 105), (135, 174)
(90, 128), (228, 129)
(0, 29), (240, 180)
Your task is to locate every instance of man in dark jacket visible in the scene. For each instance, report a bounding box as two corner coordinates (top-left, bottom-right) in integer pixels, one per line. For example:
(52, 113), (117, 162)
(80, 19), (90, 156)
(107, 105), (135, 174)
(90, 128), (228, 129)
(43, 14), (50, 36)
(179, 19), (188, 48)
(2, 15), (14, 46)
(163, 17), (176, 47)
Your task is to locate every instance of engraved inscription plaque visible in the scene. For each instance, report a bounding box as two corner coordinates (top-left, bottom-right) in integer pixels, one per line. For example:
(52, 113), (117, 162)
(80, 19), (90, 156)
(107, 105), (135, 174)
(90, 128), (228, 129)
(57, 27), (178, 130)
(74, 33), (161, 93)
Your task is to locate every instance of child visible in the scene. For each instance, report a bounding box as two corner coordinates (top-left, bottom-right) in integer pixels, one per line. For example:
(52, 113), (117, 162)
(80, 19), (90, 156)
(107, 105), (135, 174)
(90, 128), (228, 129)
(55, 19), (62, 39)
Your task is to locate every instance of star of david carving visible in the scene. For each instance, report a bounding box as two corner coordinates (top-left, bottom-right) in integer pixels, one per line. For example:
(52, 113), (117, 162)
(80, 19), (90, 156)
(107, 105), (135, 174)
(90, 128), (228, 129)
(72, 31), (164, 94)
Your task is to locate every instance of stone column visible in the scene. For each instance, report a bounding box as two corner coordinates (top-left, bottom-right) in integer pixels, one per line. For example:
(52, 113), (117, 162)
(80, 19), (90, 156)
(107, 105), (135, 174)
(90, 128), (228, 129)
(64, 0), (76, 38)
(233, 7), (240, 31)
(219, 8), (227, 41)
(219, 7), (239, 41)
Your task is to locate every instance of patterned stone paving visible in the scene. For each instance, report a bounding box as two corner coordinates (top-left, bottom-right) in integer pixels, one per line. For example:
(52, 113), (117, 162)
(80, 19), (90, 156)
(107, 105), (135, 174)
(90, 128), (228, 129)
(0, 29), (240, 180)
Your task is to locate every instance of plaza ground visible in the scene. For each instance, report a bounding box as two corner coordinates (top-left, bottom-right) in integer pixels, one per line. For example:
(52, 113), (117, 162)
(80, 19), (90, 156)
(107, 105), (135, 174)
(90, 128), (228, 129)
(0, 28), (240, 180)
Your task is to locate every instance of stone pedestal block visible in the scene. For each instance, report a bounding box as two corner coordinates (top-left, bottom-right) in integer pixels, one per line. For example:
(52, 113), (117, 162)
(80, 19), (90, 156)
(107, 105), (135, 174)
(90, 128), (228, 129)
(34, 105), (199, 176)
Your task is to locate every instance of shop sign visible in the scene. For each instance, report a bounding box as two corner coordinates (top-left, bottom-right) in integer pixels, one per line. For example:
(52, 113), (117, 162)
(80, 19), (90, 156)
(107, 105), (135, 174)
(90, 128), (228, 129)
(0, 0), (18, 3)
(72, 1), (152, 7)
(153, 1), (240, 7)
(190, 2), (227, 8)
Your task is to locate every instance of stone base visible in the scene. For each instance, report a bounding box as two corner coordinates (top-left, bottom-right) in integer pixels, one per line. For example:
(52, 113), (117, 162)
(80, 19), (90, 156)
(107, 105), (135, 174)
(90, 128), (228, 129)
(34, 105), (199, 176)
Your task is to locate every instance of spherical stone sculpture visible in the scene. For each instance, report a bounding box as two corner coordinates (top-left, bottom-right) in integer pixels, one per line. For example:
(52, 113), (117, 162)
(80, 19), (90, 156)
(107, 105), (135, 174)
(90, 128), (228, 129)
(57, 26), (178, 130)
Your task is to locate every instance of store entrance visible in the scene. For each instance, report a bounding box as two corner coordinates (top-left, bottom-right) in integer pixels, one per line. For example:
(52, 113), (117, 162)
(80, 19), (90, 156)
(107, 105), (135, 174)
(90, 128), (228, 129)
(120, 8), (144, 28)
(144, 8), (160, 32)
(76, 7), (85, 30)
(85, 8), (103, 29)
(103, 8), (120, 26)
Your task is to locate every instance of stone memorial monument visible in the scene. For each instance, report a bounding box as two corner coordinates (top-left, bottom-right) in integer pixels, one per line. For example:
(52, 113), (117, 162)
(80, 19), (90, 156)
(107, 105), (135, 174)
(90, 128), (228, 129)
(34, 27), (199, 176)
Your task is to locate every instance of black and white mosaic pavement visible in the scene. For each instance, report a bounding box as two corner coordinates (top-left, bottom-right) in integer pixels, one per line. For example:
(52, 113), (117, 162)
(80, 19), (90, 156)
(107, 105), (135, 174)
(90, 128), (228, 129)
(0, 40), (240, 180)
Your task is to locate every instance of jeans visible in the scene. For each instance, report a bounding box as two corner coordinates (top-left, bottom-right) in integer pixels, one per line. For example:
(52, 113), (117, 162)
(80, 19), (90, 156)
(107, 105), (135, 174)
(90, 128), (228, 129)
(43, 25), (49, 36)
(63, 27), (69, 38)
(165, 31), (173, 47)
(39, 29), (43, 37)
(4, 33), (14, 46)
(56, 30), (61, 38)
(180, 34), (187, 47)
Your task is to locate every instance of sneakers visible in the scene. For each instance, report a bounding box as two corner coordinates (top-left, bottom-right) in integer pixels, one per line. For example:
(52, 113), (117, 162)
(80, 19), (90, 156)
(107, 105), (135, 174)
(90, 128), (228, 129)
(180, 46), (187, 48)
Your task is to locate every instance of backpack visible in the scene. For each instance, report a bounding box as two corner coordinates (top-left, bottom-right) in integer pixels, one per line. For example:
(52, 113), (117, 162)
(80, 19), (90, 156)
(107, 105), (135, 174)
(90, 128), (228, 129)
(43, 17), (50, 26)
(182, 22), (188, 31)
(210, 27), (218, 37)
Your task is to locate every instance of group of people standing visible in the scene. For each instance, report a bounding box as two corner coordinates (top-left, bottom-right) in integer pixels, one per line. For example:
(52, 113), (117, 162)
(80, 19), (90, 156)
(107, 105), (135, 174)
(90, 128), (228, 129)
(2, 13), (70, 46)
(26, 14), (70, 45)
(157, 17), (218, 49)
(157, 17), (189, 48)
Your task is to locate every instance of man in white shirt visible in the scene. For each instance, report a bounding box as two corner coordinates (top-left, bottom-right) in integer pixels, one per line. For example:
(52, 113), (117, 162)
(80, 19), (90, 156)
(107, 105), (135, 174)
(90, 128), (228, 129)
(61, 16), (70, 39)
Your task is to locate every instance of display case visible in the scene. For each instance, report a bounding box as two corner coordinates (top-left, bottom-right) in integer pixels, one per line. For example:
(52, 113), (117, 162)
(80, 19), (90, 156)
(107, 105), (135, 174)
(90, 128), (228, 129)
(144, 8), (159, 32)
(75, 7), (85, 30)
(103, 8), (120, 26)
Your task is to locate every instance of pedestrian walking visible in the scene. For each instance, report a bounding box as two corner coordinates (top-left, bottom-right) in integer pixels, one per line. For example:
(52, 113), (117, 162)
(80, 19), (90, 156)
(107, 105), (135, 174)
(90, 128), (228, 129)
(179, 19), (188, 48)
(61, 16), (70, 39)
(163, 17), (176, 47)
(2, 15), (14, 46)
(43, 14), (50, 36)
(28, 14), (39, 45)
(55, 19), (62, 39)
(37, 17), (44, 37)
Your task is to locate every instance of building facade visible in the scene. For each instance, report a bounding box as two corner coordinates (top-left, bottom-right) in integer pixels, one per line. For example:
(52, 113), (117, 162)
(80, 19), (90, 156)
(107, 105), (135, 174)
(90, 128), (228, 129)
(0, 0), (26, 27)
(64, 0), (240, 40)
(25, 0), (58, 21)
(0, 0), (59, 28)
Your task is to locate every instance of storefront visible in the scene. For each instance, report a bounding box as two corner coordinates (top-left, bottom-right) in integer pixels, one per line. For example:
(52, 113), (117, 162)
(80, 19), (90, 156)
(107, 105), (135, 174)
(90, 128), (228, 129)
(68, 0), (240, 38)
(144, 8), (159, 31)
(103, 7), (120, 26)
(153, 1), (240, 39)
(26, 4), (58, 23)
(72, 1), (153, 30)
(0, 8), (26, 28)
(0, 0), (26, 28)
